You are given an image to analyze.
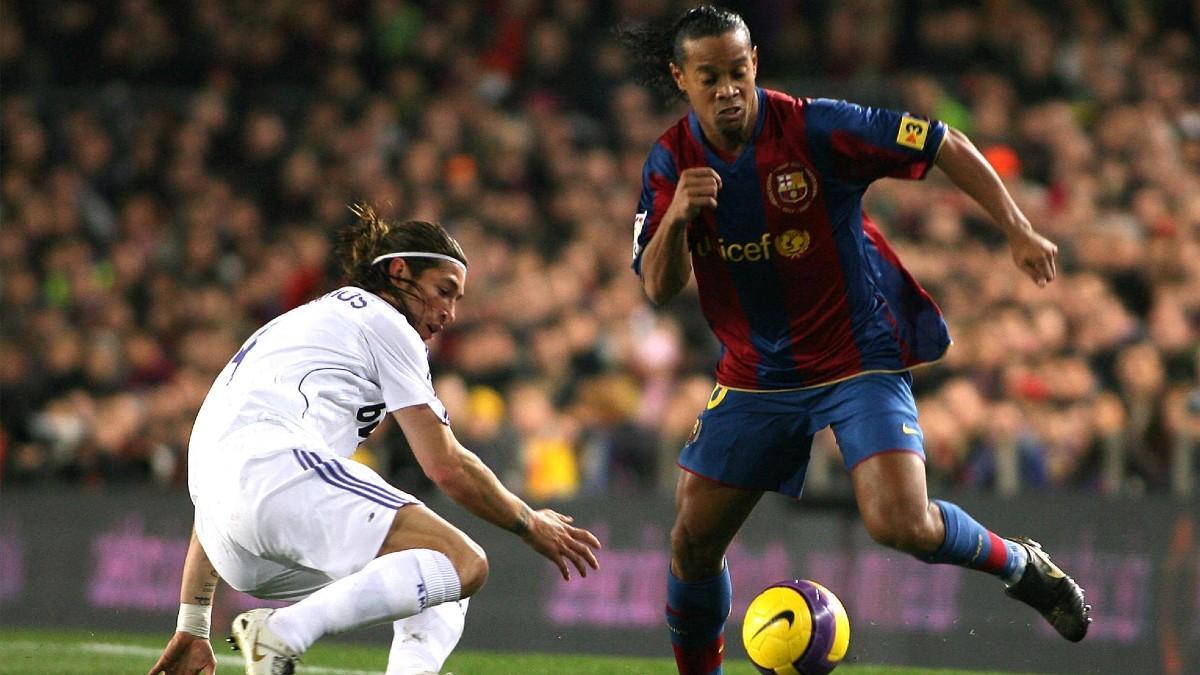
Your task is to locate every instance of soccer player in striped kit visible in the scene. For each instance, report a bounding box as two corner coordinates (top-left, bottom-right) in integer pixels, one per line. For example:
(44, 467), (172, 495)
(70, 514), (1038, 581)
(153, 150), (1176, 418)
(148, 205), (600, 675)
(622, 7), (1090, 674)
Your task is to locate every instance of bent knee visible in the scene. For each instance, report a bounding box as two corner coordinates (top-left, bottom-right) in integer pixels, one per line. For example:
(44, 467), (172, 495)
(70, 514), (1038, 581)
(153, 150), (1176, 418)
(862, 512), (940, 554)
(452, 543), (489, 598)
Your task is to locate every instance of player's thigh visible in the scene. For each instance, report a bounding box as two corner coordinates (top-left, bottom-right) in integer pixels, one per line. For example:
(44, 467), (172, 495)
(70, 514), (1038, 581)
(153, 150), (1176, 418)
(849, 450), (931, 521)
(377, 503), (488, 580)
(245, 448), (420, 581)
(825, 374), (934, 531)
(826, 372), (925, 472)
(679, 386), (814, 496)
(671, 469), (763, 578)
(849, 450), (942, 553)
(195, 499), (334, 599)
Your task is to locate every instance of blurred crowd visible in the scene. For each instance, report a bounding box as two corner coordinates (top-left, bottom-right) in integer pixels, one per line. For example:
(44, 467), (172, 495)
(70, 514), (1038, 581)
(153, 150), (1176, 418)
(1, 0), (1197, 499)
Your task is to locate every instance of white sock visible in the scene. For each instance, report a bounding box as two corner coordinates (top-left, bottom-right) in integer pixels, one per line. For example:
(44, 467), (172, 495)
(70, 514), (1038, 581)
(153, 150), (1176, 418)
(386, 598), (470, 675)
(1003, 543), (1030, 586)
(269, 549), (461, 653)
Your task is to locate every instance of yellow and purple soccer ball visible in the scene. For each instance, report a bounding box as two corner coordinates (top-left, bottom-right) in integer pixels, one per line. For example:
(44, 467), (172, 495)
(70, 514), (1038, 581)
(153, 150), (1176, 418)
(742, 579), (850, 675)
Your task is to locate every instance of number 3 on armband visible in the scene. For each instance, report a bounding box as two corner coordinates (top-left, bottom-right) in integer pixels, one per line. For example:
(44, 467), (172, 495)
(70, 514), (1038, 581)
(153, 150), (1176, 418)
(356, 403), (387, 438)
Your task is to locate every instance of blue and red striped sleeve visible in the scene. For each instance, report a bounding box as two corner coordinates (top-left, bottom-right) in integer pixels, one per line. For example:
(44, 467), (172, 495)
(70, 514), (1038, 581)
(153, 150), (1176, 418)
(631, 141), (679, 276)
(804, 99), (947, 188)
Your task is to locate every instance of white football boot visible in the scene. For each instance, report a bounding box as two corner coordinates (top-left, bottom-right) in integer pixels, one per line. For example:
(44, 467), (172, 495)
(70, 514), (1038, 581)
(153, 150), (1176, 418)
(227, 608), (303, 675)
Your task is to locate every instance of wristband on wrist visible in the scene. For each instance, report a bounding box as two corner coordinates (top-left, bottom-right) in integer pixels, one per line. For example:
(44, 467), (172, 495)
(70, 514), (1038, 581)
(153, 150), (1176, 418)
(176, 603), (212, 639)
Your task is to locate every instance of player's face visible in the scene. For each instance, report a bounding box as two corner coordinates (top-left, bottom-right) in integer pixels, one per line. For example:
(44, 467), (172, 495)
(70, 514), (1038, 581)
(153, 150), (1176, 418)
(399, 262), (466, 340)
(671, 30), (758, 142)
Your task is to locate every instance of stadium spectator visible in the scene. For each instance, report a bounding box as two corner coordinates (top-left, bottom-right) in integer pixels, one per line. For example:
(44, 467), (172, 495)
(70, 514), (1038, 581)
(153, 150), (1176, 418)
(0, 0), (1195, 507)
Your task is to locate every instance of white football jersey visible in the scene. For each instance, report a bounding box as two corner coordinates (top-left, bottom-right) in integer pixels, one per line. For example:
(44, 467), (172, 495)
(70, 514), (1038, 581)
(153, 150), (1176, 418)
(187, 286), (446, 492)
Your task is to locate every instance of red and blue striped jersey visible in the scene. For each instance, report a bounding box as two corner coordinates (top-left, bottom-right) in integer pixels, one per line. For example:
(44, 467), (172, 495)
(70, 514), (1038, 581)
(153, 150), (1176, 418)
(633, 88), (951, 390)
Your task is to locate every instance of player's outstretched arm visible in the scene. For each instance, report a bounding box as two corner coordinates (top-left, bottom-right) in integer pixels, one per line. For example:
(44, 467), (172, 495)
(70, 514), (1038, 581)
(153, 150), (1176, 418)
(394, 404), (601, 580)
(639, 167), (723, 304)
(934, 126), (1058, 287)
(147, 527), (219, 675)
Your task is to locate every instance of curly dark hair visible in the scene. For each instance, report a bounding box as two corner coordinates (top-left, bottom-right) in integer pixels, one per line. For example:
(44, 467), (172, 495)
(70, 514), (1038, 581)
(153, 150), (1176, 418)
(615, 5), (751, 101)
(335, 203), (467, 321)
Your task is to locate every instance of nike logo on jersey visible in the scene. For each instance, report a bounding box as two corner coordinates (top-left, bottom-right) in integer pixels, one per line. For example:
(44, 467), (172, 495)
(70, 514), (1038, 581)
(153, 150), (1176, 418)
(902, 423), (921, 436)
(751, 609), (795, 640)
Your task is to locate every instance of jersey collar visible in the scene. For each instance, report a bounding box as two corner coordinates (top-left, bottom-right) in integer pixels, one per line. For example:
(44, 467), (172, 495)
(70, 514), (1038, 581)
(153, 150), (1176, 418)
(688, 87), (767, 170)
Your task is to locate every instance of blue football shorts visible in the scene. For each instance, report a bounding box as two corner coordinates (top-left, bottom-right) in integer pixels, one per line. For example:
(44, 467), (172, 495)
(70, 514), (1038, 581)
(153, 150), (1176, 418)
(678, 372), (925, 497)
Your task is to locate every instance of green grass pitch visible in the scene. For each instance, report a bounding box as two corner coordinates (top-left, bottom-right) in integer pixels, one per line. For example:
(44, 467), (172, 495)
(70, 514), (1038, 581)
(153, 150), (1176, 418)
(0, 629), (1034, 674)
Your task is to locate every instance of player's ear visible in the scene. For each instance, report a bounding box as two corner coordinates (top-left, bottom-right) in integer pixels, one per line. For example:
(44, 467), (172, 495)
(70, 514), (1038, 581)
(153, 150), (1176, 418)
(387, 257), (409, 280)
(669, 62), (686, 93)
(751, 45), (758, 74)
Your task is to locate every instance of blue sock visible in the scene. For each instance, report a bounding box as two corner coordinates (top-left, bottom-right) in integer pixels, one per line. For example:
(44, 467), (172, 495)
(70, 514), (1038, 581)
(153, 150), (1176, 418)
(920, 500), (1025, 581)
(666, 564), (731, 675)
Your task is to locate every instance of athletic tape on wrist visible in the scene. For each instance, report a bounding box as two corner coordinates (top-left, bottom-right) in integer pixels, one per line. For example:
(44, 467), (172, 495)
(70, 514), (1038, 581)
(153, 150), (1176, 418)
(176, 603), (212, 639)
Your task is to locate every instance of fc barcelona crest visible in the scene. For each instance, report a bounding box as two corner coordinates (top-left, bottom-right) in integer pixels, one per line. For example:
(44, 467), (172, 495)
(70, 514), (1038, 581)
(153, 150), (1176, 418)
(766, 162), (818, 214)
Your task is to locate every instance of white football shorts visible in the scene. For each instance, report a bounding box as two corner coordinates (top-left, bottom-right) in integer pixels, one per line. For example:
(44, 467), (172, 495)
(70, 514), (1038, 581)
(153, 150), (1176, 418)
(193, 442), (421, 600)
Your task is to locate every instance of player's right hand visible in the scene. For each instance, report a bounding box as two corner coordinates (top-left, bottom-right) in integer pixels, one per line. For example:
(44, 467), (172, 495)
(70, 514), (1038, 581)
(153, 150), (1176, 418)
(521, 508), (602, 581)
(667, 167), (723, 224)
(147, 631), (216, 675)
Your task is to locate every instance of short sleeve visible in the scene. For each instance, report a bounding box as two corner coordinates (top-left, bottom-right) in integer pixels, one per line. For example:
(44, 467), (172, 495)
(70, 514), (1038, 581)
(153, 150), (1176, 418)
(806, 98), (947, 187)
(365, 314), (449, 423)
(631, 142), (679, 275)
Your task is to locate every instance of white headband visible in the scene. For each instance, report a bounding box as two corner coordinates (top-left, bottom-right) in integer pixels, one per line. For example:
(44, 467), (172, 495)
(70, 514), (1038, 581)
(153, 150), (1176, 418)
(372, 252), (467, 274)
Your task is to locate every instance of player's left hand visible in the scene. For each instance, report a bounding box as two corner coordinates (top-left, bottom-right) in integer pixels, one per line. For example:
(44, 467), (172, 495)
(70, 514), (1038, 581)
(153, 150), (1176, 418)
(1008, 227), (1058, 287)
(147, 631), (217, 675)
(521, 508), (602, 581)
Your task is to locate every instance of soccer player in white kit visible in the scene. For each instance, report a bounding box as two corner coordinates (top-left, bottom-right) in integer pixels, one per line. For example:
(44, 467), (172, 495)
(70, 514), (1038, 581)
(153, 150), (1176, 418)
(147, 205), (602, 675)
